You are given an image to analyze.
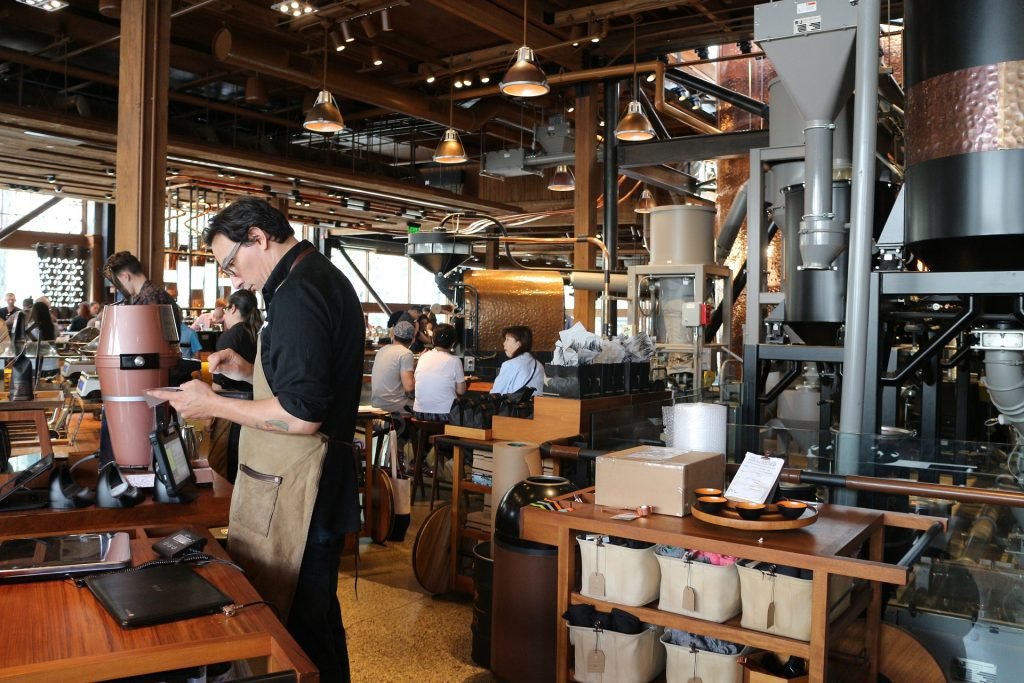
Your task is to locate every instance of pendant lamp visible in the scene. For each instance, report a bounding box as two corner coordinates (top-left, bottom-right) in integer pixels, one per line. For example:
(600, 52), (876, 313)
(615, 20), (655, 142)
(245, 74), (269, 107)
(304, 31), (345, 134)
(547, 164), (575, 191)
(434, 79), (467, 164)
(500, 0), (549, 97)
(635, 188), (657, 213)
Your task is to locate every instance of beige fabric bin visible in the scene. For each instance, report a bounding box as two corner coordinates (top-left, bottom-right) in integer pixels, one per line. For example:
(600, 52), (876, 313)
(568, 623), (665, 683)
(660, 632), (749, 683)
(578, 535), (661, 607)
(655, 553), (741, 622)
(736, 561), (853, 641)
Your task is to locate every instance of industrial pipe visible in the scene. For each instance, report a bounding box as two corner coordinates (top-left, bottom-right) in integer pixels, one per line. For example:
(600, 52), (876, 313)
(539, 436), (607, 462)
(779, 469), (1024, 508)
(715, 180), (748, 264)
(799, 119), (844, 269)
(984, 350), (1024, 436)
(897, 522), (944, 568)
(881, 296), (977, 385)
(663, 71), (769, 120)
(567, 272), (628, 296)
(334, 245), (392, 317)
(604, 78), (620, 337)
(838, 0), (883, 491)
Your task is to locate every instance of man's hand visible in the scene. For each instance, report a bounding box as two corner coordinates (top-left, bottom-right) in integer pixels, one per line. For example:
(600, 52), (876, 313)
(207, 348), (254, 382)
(148, 380), (218, 420)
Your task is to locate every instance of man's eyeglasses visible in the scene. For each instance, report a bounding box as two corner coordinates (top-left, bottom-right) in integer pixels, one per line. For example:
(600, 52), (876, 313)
(218, 240), (245, 277)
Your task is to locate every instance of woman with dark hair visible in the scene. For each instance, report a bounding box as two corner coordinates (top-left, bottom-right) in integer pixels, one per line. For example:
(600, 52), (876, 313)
(26, 301), (56, 341)
(412, 322), (466, 421)
(207, 289), (263, 485)
(68, 302), (93, 332)
(212, 289), (262, 394)
(491, 325), (545, 395)
(410, 313), (434, 353)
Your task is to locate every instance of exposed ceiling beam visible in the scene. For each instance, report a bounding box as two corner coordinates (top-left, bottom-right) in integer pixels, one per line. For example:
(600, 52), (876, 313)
(422, 0), (579, 69)
(0, 196), (63, 244)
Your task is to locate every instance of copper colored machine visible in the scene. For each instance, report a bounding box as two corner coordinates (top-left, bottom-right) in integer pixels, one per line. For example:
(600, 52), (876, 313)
(95, 305), (180, 468)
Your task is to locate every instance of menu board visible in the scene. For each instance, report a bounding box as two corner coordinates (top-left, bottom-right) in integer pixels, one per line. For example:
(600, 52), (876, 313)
(725, 452), (785, 504)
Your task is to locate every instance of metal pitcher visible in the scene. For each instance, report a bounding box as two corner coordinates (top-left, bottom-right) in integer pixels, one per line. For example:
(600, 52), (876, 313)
(181, 424), (202, 461)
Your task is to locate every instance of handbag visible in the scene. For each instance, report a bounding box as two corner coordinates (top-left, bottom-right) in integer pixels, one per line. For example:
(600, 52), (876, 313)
(387, 428), (411, 542)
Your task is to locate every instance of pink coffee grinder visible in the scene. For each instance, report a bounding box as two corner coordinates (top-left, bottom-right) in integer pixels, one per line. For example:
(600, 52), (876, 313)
(95, 304), (182, 469)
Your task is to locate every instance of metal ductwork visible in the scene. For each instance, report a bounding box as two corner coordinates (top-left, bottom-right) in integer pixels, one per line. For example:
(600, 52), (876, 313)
(755, 0), (857, 270)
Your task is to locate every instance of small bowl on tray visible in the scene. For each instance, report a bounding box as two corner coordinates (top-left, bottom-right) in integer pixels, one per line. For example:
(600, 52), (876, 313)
(694, 487), (723, 498)
(734, 502), (767, 520)
(777, 500), (809, 520)
(696, 496), (728, 514)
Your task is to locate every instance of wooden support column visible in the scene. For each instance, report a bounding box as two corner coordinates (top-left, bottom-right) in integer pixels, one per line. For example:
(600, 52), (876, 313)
(114, 0), (171, 283)
(572, 85), (599, 330)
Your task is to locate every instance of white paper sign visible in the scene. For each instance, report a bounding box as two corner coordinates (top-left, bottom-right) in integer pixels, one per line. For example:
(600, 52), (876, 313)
(724, 452), (785, 504)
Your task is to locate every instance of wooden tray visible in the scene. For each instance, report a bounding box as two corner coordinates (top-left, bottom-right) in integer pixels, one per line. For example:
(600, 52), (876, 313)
(691, 501), (818, 531)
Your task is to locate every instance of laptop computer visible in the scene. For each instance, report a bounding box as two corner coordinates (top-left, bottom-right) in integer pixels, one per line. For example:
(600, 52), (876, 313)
(85, 563), (233, 628)
(0, 531), (131, 581)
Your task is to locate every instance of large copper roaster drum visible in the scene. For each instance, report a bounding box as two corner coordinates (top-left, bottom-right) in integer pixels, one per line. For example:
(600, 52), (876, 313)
(462, 270), (565, 352)
(904, 0), (1024, 271)
(96, 305), (181, 467)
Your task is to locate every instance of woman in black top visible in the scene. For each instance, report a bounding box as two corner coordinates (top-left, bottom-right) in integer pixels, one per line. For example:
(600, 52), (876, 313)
(212, 289), (261, 393)
(68, 302), (93, 332)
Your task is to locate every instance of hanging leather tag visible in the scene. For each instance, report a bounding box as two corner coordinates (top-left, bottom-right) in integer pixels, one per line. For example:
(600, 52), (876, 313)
(586, 649), (606, 673)
(588, 572), (606, 597)
(767, 600), (776, 629)
(682, 585), (697, 612)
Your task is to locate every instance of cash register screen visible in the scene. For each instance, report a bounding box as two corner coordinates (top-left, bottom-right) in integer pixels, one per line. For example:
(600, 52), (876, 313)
(151, 428), (193, 494)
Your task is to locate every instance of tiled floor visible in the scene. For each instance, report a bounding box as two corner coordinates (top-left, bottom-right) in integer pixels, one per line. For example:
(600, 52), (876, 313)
(341, 502), (496, 683)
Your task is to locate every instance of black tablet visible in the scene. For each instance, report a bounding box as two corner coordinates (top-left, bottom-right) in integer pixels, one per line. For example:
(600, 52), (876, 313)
(0, 531), (131, 582)
(149, 427), (194, 496)
(0, 453), (53, 506)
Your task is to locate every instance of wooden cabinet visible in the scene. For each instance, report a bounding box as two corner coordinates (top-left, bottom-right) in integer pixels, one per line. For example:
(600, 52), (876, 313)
(520, 490), (941, 683)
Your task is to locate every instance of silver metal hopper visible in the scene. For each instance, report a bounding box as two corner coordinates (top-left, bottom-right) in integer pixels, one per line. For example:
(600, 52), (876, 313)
(405, 230), (474, 275)
(755, 0), (858, 270)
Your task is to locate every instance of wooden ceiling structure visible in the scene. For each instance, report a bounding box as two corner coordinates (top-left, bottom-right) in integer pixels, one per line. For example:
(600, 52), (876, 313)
(0, 0), (903, 262)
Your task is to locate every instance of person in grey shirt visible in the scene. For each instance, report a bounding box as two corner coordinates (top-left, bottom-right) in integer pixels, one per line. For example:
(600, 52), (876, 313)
(372, 320), (416, 414)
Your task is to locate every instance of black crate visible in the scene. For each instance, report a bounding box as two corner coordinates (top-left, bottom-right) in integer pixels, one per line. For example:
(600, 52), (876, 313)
(543, 364), (603, 398)
(625, 361), (652, 394)
(601, 363), (625, 395)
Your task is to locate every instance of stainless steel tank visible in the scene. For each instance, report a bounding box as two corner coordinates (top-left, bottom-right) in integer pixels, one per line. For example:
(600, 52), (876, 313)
(904, 0), (1024, 270)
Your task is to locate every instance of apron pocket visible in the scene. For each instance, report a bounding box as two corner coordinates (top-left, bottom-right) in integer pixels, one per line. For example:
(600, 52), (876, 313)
(236, 463), (282, 537)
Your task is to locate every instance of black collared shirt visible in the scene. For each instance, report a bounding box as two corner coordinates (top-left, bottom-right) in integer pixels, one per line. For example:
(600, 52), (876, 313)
(260, 240), (365, 536)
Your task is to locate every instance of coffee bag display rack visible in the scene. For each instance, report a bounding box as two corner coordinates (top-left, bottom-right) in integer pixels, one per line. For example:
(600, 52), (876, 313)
(519, 487), (945, 683)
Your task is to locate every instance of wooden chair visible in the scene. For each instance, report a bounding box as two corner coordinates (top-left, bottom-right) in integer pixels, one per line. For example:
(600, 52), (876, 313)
(0, 409), (54, 456)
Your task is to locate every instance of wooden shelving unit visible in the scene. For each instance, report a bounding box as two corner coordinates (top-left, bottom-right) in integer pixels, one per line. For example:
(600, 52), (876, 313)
(521, 489), (944, 683)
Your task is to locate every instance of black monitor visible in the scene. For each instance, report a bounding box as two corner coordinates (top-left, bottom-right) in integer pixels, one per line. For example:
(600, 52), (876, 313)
(149, 427), (195, 497)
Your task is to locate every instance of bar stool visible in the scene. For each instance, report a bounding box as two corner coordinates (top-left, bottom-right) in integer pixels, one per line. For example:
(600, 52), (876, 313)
(407, 417), (446, 509)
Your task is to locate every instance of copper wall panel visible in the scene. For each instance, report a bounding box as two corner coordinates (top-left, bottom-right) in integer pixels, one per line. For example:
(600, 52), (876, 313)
(463, 270), (564, 352)
(907, 60), (1024, 166)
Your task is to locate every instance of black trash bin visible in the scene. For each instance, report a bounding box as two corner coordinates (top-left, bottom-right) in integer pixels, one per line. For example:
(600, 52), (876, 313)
(490, 476), (577, 683)
(471, 541), (493, 668)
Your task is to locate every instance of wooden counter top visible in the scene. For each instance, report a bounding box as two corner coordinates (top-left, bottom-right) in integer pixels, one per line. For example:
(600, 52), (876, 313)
(0, 528), (316, 682)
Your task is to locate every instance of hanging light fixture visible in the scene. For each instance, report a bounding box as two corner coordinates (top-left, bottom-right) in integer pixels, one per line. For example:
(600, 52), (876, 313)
(340, 20), (354, 42)
(433, 79), (467, 164)
(370, 45), (383, 66)
(547, 164), (575, 192)
(615, 20), (655, 142)
(329, 29), (346, 51)
(360, 15), (378, 38)
(303, 30), (345, 134)
(381, 7), (392, 31)
(499, 0), (549, 97)
(245, 75), (269, 106)
(635, 188), (657, 213)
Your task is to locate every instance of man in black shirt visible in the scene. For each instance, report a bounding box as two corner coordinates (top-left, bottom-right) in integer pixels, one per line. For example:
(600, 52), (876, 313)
(102, 251), (182, 326)
(152, 198), (363, 681)
(0, 292), (18, 324)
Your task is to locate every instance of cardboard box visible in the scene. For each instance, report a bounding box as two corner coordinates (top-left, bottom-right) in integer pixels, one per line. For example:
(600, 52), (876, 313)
(594, 446), (724, 517)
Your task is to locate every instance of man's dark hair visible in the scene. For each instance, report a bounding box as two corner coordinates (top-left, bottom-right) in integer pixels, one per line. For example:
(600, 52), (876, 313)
(501, 325), (533, 358)
(205, 197), (294, 246)
(433, 323), (457, 350)
(104, 251), (144, 276)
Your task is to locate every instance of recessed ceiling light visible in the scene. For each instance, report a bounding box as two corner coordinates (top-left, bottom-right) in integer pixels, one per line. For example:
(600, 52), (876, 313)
(15, 0), (68, 12)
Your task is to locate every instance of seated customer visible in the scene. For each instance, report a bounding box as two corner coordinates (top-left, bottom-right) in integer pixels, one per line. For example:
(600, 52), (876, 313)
(68, 303), (93, 332)
(371, 321), (416, 416)
(412, 323), (466, 421)
(491, 325), (545, 395)
(191, 299), (227, 331)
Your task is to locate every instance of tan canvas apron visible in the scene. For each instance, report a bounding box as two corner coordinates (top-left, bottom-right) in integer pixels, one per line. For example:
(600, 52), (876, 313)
(228, 247), (326, 619)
